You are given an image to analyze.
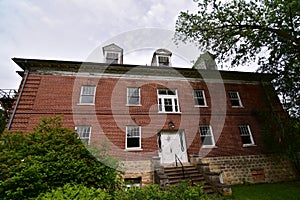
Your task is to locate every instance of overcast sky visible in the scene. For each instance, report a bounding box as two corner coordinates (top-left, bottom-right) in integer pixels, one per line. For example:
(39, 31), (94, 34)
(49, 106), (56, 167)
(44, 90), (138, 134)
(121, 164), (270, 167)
(0, 0), (255, 90)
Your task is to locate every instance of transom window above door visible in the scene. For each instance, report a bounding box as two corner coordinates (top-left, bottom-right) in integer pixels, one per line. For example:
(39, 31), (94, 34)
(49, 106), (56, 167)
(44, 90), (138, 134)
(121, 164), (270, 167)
(157, 89), (180, 113)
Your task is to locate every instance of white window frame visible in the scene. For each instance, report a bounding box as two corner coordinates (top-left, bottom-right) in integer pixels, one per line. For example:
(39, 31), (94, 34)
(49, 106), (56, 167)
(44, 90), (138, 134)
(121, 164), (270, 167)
(79, 85), (96, 105)
(105, 51), (121, 64)
(157, 55), (170, 66)
(75, 126), (91, 145)
(157, 89), (180, 113)
(193, 90), (207, 107)
(228, 91), (243, 107)
(199, 125), (216, 148)
(238, 125), (255, 146)
(127, 87), (141, 106)
(126, 126), (142, 150)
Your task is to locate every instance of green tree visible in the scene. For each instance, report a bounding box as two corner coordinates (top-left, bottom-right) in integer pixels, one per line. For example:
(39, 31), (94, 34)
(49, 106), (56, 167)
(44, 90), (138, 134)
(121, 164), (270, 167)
(175, 0), (300, 116)
(0, 108), (7, 133)
(0, 116), (121, 200)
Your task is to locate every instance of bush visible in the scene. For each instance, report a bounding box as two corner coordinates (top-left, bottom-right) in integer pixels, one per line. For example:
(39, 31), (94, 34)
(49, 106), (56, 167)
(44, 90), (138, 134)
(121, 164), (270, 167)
(0, 116), (121, 199)
(114, 182), (211, 200)
(36, 183), (111, 200)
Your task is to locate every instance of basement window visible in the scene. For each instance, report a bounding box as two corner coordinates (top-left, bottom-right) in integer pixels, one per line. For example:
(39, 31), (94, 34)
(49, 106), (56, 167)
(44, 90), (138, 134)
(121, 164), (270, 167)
(124, 177), (142, 188)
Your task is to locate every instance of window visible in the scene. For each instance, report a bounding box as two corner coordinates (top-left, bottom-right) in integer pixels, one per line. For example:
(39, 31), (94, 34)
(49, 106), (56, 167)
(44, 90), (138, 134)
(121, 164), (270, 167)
(126, 126), (141, 149)
(199, 125), (215, 147)
(228, 91), (243, 107)
(193, 90), (207, 106)
(106, 52), (119, 64)
(239, 125), (255, 146)
(127, 88), (140, 105)
(157, 89), (180, 113)
(76, 126), (91, 145)
(158, 56), (170, 66)
(80, 86), (96, 104)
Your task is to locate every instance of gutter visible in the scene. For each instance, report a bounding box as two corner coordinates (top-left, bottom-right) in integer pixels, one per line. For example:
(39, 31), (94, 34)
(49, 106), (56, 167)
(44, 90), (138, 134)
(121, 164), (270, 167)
(7, 69), (29, 130)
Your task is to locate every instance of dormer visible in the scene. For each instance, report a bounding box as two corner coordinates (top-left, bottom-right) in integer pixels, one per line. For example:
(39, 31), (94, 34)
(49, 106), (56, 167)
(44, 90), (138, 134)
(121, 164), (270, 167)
(102, 43), (123, 64)
(151, 49), (172, 67)
(192, 51), (217, 70)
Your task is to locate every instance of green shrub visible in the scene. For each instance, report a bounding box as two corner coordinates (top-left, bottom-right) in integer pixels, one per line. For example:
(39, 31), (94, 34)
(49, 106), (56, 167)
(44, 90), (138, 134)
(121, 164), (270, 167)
(36, 183), (111, 200)
(114, 181), (211, 200)
(0, 116), (121, 199)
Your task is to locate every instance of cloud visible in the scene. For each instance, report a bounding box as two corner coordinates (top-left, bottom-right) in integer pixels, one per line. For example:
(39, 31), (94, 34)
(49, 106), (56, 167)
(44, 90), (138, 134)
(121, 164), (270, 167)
(0, 0), (199, 89)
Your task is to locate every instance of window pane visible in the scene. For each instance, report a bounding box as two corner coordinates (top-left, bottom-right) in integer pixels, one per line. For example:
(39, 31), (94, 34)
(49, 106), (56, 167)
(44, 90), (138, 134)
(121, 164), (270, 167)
(127, 138), (140, 148)
(194, 90), (206, 106)
(81, 95), (94, 104)
(228, 91), (241, 106)
(80, 86), (95, 104)
(239, 125), (253, 145)
(128, 88), (140, 105)
(241, 136), (252, 144)
(126, 126), (141, 148)
(201, 136), (213, 145)
(164, 98), (173, 112)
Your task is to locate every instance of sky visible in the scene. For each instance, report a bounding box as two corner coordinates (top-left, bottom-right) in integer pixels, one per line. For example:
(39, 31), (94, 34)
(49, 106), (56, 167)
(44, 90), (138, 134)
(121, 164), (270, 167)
(0, 0), (255, 90)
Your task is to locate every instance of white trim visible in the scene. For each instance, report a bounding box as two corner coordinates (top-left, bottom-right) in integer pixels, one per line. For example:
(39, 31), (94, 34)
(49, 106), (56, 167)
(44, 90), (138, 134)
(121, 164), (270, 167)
(239, 125), (255, 146)
(199, 125), (216, 148)
(228, 91), (243, 107)
(126, 126), (142, 150)
(127, 87), (141, 105)
(157, 89), (180, 113)
(79, 85), (96, 105)
(75, 125), (91, 145)
(193, 89), (207, 107)
(105, 51), (121, 64)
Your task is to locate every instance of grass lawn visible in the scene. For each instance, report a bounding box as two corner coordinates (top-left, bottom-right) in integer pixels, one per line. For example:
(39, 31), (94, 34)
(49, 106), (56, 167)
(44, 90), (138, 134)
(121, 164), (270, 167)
(227, 181), (300, 200)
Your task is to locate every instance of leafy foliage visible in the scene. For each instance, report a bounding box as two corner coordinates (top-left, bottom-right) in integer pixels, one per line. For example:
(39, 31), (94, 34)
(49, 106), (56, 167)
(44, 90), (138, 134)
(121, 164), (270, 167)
(114, 182), (212, 200)
(0, 116), (121, 200)
(36, 183), (111, 200)
(0, 108), (7, 133)
(37, 182), (215, 200)
(175, 0), (300, 116)
(258, 111), (300, 173)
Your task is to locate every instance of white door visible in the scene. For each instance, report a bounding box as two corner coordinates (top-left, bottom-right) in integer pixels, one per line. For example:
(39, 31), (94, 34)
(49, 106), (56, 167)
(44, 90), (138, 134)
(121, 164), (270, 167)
(158, 131), (188, 164)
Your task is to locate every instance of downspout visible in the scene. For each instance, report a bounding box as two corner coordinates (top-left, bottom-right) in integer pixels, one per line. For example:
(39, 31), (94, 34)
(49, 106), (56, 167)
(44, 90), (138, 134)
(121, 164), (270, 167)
(7, 69), (29, 130)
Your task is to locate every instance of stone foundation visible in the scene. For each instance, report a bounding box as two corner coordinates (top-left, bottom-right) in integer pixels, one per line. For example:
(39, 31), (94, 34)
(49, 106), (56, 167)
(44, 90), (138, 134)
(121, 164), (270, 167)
(200, 154), (299, 185)
(120, 160), (153, 186)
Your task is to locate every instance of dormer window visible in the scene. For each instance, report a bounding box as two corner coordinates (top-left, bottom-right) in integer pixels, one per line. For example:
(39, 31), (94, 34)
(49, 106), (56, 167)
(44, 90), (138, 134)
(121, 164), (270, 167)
(151, 49), (172, 67)
(102, 43), (123, 64)
(106, 52), (120, 64)
(158, 56), (170, 66)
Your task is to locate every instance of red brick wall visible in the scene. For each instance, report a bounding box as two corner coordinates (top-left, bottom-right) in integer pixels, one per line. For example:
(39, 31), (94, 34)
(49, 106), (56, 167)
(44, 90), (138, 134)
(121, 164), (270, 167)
(9, 73), (282, 160)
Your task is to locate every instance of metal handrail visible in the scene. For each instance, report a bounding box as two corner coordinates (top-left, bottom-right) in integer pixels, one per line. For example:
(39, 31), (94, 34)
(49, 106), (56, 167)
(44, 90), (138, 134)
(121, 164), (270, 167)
(175, 154), (185, 179)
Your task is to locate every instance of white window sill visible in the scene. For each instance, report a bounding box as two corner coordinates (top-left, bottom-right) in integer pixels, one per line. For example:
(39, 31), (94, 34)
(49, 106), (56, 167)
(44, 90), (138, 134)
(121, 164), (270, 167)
(126, 104), (142, 107)
(158, 111), (181, 114)
(125, 148), (143, 151)
(231, 106), (244, 108)
(201, 145), (217, 149)
(243, 144), (256, 147)
(77, 103), (95, 106)
(194, 105), (208, 108)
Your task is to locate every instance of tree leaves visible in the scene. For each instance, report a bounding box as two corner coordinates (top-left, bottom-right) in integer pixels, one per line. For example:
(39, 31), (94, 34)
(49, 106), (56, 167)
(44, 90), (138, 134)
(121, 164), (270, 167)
(175, 0), (300, 116)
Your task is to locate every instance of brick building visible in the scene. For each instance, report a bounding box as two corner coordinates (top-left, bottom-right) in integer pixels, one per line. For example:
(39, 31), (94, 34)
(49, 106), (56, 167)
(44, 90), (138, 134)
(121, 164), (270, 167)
(8, 44), (298, 185)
